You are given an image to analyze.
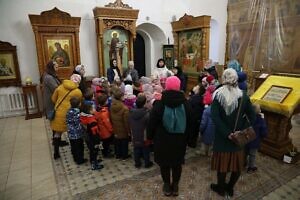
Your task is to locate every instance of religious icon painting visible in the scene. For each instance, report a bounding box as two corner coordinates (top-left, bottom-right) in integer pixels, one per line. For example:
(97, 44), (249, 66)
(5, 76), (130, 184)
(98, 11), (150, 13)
(0, 41), (21, 87)
(178, 29), (203, 73)
(163, 45), (174, 69)
(43, 36), (74, 68)
(103, 29), (129, 71)
(40, 34), (77, 79)
(46, 39), (72, 67)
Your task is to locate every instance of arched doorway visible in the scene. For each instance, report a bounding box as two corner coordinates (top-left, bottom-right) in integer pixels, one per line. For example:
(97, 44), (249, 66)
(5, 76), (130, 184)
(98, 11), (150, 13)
(133, 33), (146, 77)
(136, 23), (167, 76)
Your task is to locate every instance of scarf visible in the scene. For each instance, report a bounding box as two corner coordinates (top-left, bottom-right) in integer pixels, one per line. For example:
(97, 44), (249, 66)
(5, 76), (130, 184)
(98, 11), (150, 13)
(213, 85), (243, 116)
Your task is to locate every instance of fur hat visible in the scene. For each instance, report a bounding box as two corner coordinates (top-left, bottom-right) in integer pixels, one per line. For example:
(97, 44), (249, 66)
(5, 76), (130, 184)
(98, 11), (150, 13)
(70, 74), (81, 84)
(165, 76), (181, 91)
(222, 68), (238, 86)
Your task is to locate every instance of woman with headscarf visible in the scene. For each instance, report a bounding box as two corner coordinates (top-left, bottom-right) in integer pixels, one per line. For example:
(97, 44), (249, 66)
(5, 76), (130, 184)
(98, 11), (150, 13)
(51, 74), (83, 159)
(107, 59), (121, 84)
(210, 68), (255, 197)
(151, 58), (173, 89)
(73, 64), (87, 94)
(147, 76), (196, 197)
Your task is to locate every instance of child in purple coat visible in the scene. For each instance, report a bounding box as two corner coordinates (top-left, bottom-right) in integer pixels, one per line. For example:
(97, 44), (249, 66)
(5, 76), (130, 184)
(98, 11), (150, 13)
(199, 105), (215, 156)
(245, 104), (267, 173)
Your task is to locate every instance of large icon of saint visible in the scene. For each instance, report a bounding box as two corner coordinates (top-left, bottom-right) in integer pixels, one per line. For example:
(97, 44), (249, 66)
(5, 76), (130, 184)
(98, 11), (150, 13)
(109, 31), (124, 65)
(51, 42), (70, 67)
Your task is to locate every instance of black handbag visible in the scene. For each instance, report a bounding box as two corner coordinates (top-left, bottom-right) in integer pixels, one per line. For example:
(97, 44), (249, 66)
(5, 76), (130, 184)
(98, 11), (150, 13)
(231, 97), (256, 146)
(47, 90), (73, 121)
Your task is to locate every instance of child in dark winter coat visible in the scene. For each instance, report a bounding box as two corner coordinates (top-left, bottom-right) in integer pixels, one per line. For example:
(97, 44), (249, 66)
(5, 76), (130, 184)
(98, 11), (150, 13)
(94, 94), (114, 158)
(66, 97), (86, 165)
(129, 94), (153, 168)
(199, 105), (215, 156)
(80, 104), (104, 170)
(110, 88), (131, 160)
(245, 104), (267, 173)
(83, 88), (96, 111)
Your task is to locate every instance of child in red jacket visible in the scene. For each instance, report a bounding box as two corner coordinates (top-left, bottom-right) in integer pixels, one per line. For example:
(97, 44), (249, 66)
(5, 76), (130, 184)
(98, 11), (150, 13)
(80, 104), (103, 170)
(95, 94), (114, 158)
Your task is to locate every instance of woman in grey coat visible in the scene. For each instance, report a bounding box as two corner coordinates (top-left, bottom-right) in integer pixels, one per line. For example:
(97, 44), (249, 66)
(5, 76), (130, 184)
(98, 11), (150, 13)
(41, 61), (61, 117)
(40, 61), (70, 146)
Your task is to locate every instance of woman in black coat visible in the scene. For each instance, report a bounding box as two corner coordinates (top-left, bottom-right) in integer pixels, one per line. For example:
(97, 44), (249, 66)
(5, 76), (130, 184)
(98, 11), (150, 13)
(147, 76), (196, 197)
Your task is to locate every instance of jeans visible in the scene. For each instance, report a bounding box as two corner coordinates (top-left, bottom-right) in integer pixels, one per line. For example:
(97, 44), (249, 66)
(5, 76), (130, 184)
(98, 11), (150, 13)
(115, 138), (129, 159)
(160, 165), (182, 184)
(134, 146), (151, 166)
(246, 148), (257, 168)
(70, 138), (84, 164)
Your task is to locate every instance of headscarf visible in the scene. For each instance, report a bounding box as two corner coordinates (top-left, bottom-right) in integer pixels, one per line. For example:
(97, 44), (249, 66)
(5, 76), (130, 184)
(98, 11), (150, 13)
(213, 68), (242, 115)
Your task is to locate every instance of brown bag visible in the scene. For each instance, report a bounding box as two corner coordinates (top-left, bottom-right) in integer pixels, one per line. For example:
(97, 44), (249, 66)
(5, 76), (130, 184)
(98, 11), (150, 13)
(231, 97), (256, 146)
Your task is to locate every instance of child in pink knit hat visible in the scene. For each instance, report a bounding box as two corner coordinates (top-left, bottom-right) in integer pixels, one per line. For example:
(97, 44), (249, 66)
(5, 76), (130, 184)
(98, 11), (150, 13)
(165, 76), (181, 91)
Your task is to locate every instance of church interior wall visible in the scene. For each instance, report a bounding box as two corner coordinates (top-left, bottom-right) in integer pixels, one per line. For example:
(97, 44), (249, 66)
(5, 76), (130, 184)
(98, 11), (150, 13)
(0, 0), (228, 85)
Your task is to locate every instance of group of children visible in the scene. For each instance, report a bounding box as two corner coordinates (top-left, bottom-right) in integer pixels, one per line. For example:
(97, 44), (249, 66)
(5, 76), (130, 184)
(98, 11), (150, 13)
(65, 75), (161, 170)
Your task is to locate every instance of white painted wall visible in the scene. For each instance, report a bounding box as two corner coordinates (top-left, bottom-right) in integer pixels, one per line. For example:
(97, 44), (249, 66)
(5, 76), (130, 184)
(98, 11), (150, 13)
(0, 0), (228, 84)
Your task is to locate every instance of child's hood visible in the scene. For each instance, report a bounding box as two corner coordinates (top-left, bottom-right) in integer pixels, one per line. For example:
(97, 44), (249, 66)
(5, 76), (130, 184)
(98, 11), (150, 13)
(130, 108), (148, 120)
(80, 112), (96, 125)
(110, 100), (126, 114)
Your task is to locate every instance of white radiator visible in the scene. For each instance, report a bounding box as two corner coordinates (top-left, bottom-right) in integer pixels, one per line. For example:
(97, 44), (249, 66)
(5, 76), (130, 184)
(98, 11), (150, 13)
(0, 87), (37, 118)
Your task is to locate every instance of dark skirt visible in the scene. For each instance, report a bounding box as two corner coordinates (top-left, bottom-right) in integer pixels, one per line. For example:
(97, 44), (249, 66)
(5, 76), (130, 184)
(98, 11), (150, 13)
(211, 151), (244, 172)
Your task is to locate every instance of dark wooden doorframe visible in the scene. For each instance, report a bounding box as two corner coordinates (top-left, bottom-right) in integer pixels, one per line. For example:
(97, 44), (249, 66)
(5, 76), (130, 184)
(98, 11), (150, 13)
(133, 33), (146, 77)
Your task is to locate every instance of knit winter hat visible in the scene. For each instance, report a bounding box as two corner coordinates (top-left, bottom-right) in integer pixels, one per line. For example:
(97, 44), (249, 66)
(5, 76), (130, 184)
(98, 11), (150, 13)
(222, 68), (238, 86)
(206, 75), (215, 84)
(140, 76), (152, 85)
(70, 74), (81, 84)
(124, 84), (133, 95)
(227, 59), (241, 72)
(92, 77), (101, 86)
(75, 65), (84, 73)
(153, 85), (163, 93)
(165, 76), (181, 91)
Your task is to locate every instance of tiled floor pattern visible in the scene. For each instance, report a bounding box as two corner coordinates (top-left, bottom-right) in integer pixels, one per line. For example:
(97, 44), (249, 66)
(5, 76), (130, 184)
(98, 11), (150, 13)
(0, 116), (57, 200)
(44, 118), (203, 198)
(0, 115), (299, 200)
(262, 175), (300, 200)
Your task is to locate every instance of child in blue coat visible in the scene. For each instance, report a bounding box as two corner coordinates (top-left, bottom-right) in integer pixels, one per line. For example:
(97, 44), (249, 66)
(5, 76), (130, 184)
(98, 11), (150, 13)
(66, 97), (86, 165)
(199, 105), (215, 156)
(245, 104), (267, 173)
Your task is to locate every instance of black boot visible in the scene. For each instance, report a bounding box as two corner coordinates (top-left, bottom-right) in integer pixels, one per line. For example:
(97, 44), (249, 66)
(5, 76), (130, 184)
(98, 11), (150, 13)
(226, 172), (240, 197)
(163, 183), (172, 196)
(172, 182), (179, 196)
(53, 138), (60, 160)
(211, 172), (226, 196)
(60, 140), (69, 147)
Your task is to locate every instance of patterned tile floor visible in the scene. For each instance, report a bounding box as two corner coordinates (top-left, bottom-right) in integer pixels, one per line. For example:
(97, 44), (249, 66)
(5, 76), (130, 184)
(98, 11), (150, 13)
(0, 115), (299, 200)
